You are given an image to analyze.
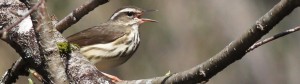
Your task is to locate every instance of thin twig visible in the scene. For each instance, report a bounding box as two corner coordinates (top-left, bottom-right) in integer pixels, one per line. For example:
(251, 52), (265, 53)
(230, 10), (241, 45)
(55, 0), (109, 33)
(247, 26), (300, 52)
(0, 0), (43, 40)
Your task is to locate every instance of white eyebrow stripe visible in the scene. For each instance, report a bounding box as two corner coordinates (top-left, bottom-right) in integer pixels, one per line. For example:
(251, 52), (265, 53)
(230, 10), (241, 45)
(110, 8), (137, 20)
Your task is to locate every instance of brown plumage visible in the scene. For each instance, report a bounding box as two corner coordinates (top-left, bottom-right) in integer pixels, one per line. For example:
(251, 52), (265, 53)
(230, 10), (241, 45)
(66, 6), (156, 70)
(67, 23), (131, 46)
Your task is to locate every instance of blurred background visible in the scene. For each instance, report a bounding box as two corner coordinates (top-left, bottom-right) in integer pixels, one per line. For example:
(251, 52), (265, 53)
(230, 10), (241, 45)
(1, 0), (300, 84)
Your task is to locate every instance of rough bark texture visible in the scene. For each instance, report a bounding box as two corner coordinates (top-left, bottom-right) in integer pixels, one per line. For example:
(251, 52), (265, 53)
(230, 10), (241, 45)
(0, 0), (42, 83)
(1, 0), (113, 83)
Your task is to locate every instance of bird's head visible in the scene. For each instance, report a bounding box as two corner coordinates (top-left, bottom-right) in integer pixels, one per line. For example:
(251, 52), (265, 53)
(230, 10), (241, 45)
(109, 6), (157, 26)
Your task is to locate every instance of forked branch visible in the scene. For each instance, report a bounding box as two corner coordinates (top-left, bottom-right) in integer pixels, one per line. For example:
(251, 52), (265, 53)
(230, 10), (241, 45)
(247, 26), (300, 52)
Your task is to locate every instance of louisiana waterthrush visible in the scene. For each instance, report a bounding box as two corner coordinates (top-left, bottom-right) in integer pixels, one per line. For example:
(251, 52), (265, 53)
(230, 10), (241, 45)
(67, 6), (156, 70)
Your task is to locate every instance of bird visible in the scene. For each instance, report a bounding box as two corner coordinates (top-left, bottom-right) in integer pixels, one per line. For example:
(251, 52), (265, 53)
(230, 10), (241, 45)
(67, 6), (156, 70)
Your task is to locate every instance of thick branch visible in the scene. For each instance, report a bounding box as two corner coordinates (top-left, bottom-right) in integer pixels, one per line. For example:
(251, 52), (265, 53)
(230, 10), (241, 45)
(0, 0), (43, 83)
(36, 1), (113, 83)
(1, 0), (113, 83)
(0, 0), (42, 39)
(55, 0), (109, 33)
(118, 0), (299, 83)
(36, 1), (68, 83)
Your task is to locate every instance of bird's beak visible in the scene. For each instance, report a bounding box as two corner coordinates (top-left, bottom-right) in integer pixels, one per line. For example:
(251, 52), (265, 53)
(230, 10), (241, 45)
(143, 9), (158, 13)
(138, 17), (157, 24)
(141, 18), (157, 23)
(138, 9), (158, 24)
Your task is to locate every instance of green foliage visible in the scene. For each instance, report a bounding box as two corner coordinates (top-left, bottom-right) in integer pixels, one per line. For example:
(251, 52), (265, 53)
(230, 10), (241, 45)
(57, 42), (79, 54)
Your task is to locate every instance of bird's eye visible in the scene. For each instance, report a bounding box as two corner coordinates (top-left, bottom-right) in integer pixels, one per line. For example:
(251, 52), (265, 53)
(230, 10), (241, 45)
(126, 12), (134, 17)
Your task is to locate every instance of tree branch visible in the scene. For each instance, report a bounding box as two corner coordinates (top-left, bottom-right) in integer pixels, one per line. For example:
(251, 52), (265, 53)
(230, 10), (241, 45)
(0, 0), (43, 40)
(55, 0), (109, 33)
(0, 58), (28, 84)
(118, 0), (300, 83)
(35, 1), (68, 83)
(35, 1), (113, 83)
(247, 26), (300, 52)
(0, 0), (43, 83)
(1, 0), (113, 83)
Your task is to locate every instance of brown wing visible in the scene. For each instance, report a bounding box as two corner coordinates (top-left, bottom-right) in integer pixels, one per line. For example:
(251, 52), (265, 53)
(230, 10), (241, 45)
(67, 24), (130, 47)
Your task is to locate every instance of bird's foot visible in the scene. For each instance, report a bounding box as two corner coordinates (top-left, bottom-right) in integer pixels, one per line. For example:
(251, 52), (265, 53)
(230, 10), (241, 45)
(101, 72), (122, 83)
